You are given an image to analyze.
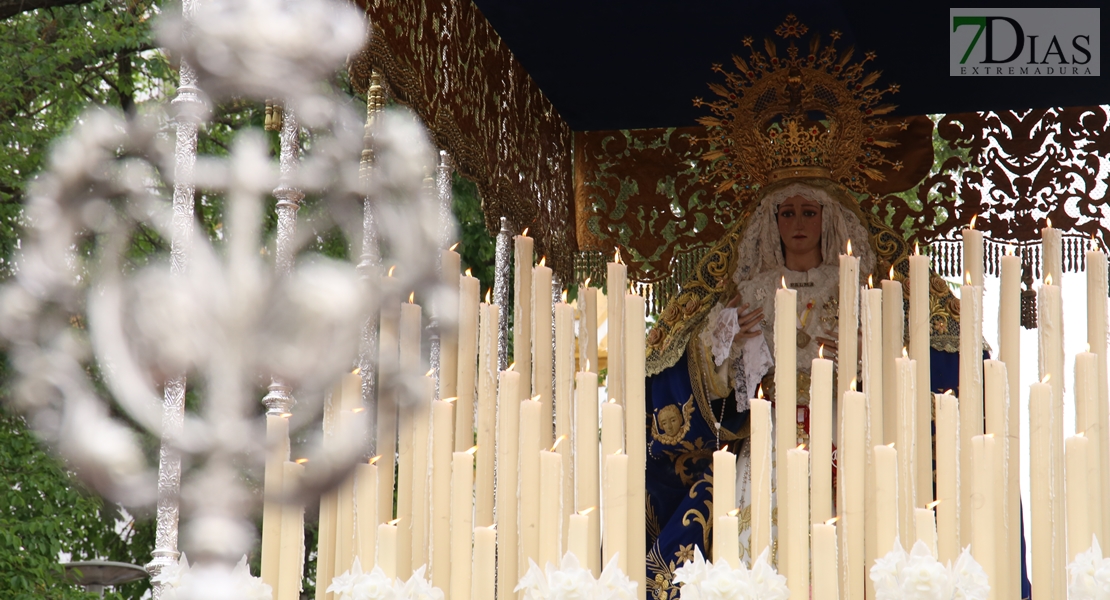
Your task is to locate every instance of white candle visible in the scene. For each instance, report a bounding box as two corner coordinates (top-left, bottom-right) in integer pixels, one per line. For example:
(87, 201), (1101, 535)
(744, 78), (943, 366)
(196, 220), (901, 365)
(970, 435), (996, 599)
(750, 397), (773, 560)
(712, 448), (736, 553)
(539, 448), (563, 568)
(450, 449), (475, 600)
(377, 521), (398, 580)
(568, 511), (591, 565)
(377, 293), (399, 528)
(811, 357), (834, 524)
(555, 300), (576, 544)
(881, 276), (903, 446)
(716, 514), (741, 569)
(475, 303), (498, 526)
(1039, 274), (1067, 600)
(606, 257), (627, 405)
(813, 522), (839, 600)
(455, 272), (480, 452)
(998, 249), (1022, 595)
(496, 369), (521, 600)
(335, 374), (363, 582)
(837, 248), (860, 411)
(895, 355), (917, 542)
(984, 360), (1011, 600)
(430, 398), (454, 591)
(935, 392), (960, 564)
(861, 284), (883, 600)
(278, 461), (305, 600)
(519, 398), (543, 572)
(581, 285), (600, 373)
(261, 414), (290, 591)
(603, 452), (629, 573)
(410, 376), (433, 572)
(959, 280), (984, 550)
(355, 461), (378, 570)
(1029, 380), (1054, 600)
(914, 507), (938, 558)
(534, 260), (553, 443)
(440, 248), (461, 399)
(963, 225), (984, 287)
(908, 252), (931, 510)
(514, 233), (533, 411)
(575, 371), (601, 575)
(873, 444), (898, 557)
(472, 526), (495, 600)
(1087, 247), (1110, 549)
(787, 446), (810, 600)
(1066, 435), (1092, 563)
(624, 293), (647, 593)
(840, 391), (865, 600)
(775, 284), (798, 568)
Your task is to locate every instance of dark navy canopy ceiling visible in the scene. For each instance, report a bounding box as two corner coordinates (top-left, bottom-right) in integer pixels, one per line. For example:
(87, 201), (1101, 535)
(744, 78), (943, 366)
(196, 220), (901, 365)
(470, 0), (1110, 131)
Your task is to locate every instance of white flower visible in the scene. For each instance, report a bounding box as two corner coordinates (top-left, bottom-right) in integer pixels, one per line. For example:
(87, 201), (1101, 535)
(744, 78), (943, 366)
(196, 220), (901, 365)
(233, 556), (272, 600)
(545, 553), (598, 600)
(1068, 536), (1110, 600)
(516, 559), (551, 600)
(899, 542), (950, 600)
(871, 538), (908, 600)
(949, 547), (989, 600)
(747, 549), (788, 600)
(400, 565), (443, 600)
(596, 555), (638, 600)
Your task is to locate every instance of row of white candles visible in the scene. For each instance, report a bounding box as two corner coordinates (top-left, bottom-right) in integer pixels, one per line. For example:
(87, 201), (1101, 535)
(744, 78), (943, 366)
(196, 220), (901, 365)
(259, 233), (647, 600)
(705, 223), (1110, 600)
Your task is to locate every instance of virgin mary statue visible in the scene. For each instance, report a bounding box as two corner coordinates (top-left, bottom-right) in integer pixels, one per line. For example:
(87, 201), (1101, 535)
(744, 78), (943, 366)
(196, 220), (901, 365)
(641, 17), (969, 599)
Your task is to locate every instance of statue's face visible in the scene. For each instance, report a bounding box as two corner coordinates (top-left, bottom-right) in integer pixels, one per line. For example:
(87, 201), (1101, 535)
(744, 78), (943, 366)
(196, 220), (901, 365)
(776, 194), (823, 260)
(658, 406), (683, 436)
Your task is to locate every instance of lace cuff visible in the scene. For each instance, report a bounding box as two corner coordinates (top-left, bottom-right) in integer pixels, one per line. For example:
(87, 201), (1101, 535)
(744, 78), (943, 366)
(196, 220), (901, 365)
(699, 303), (740, 367)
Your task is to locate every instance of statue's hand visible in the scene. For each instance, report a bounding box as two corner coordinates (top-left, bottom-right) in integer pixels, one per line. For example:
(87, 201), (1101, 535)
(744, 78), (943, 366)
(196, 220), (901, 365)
(726, 294), (764, 341)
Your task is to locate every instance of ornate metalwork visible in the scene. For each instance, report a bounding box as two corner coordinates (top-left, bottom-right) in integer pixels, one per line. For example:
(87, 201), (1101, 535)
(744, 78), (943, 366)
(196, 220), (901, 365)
(349, 0), (576, 282)
(495, 217), (511, 370)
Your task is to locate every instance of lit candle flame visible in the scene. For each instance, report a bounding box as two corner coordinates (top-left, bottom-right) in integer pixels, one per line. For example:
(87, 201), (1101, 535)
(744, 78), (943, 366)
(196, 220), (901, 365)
(1042, 373), (1051, 384)
(465, 268), (473, 277)
(408, 292), (415, 303)
(825, 516), (840, 525)
(467, 445), (479, 455)
(580, 507), (596, 516)
(728, 508), (741, 517)
(521, 227), (530, 237)
(927, 500), (940, 509)
(819, 344), (824, 359)
(388, 265), (397, 277)
(388, 518), (401, 526)
(970, 215), (977, 230)
(850, 378), (858, 392)
(296, 458), (309, 464)
(369, 455), (382, 464)
(443, 396), (457, 404)
(551, 435), (567, 452)
(450, 242), (460, 251)
(539, 256), (546, 267)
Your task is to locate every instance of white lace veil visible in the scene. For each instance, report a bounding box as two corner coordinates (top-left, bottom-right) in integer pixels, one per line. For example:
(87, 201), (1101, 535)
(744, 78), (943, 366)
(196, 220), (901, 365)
(732, 182), (875, 286)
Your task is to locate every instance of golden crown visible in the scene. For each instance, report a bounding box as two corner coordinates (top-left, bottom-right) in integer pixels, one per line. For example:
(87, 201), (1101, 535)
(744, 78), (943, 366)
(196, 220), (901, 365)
(694, 15), (905, 201)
